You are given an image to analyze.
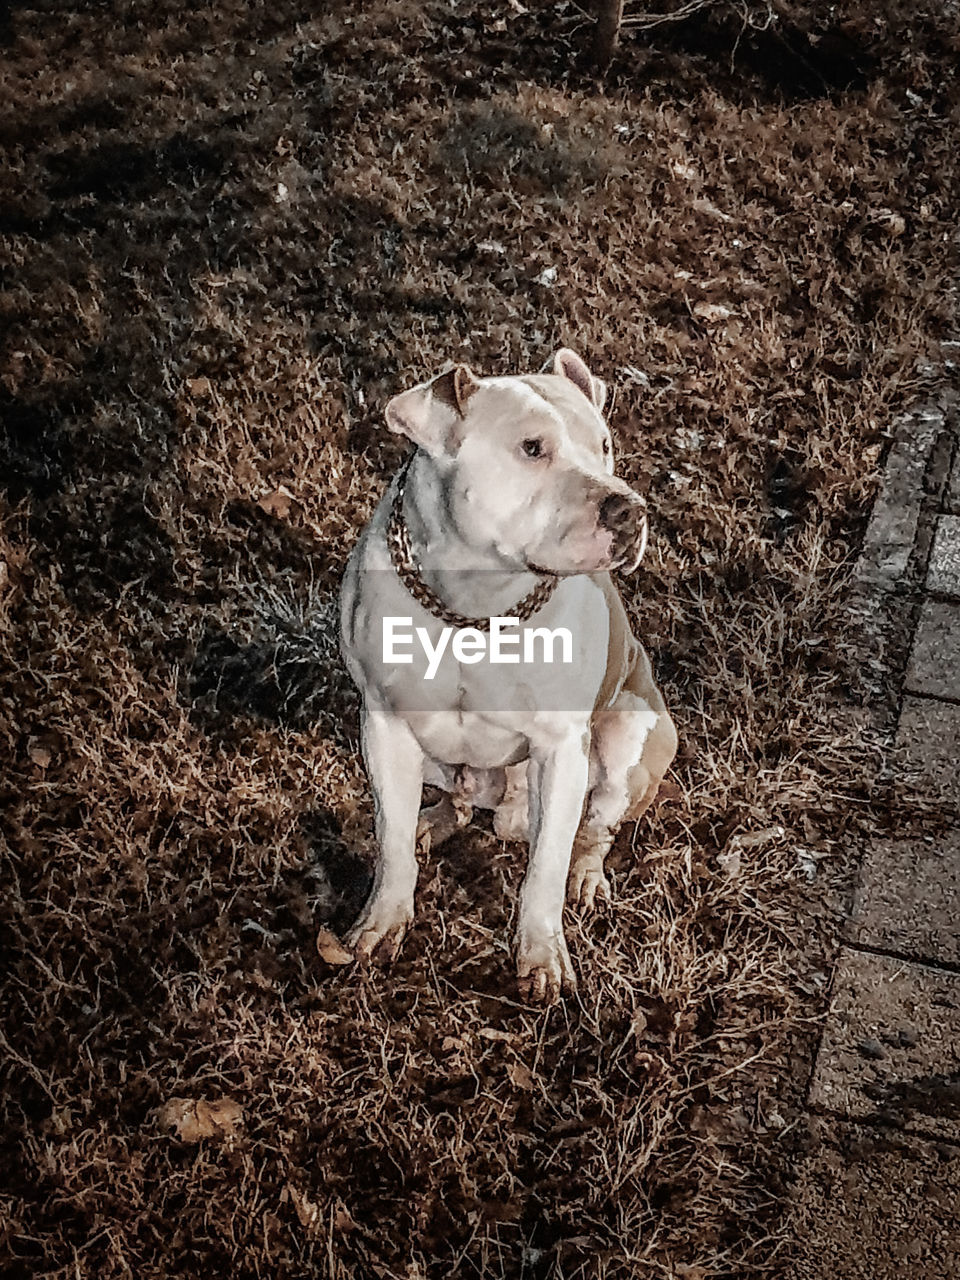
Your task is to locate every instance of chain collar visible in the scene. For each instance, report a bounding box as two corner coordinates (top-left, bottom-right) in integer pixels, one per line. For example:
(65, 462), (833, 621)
(386, 457), (558, 633)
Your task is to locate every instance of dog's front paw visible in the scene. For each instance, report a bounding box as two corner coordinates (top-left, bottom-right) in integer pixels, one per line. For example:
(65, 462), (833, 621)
(516, 931), (577, 1005)
(345, 897), (414, 964)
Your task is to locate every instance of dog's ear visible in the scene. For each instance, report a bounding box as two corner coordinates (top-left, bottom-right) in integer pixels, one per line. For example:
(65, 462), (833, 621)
(546, 348), (607, 412)
(384, 365), (481, 455)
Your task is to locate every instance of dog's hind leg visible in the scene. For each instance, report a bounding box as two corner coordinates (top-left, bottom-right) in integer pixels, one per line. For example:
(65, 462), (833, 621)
(417, 765), (507, 852)
(492, 763), (529, 843)
(417, 793), (472, 853)
(569, 660), (677, 910)
(417, 762), (470, 852)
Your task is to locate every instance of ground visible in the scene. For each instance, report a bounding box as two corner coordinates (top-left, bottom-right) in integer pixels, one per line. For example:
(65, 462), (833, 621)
(1, 1), (958, 1277)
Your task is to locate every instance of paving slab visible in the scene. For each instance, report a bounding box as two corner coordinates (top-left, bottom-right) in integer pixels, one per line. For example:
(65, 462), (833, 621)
(789, 1118), (960, 1280)
(905, 599), (960, 699)
(809, 948), (960, 1141)
(849, 833), (960, 966)
(926, 514), (960, 597)
(946, 446), (960, 516)
(896, 695), (960, 805)
(854, 406), (943, 590)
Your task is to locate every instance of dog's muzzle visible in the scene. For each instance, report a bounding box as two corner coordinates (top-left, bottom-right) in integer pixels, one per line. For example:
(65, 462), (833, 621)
(598, 490), (648, 570)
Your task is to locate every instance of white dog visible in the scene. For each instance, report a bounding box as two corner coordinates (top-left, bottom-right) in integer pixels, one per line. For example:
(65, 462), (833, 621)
(339, 350), (677, 1003)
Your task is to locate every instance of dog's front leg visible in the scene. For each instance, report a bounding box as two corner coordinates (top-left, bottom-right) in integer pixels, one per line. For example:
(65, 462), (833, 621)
(516, 725), (589, 1003)
(346, 707), (424, 963)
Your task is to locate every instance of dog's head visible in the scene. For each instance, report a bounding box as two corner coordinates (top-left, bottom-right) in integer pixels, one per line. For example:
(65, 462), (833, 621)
(384, 349), (647, 574)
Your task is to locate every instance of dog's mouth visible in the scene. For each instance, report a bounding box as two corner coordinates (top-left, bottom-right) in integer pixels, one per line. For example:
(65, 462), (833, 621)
(525, 516), (647, 577)
(616, 514), (648, 573)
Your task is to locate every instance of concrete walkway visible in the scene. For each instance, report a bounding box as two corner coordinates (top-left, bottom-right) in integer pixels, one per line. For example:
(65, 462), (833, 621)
(789, 388), (960, 1277)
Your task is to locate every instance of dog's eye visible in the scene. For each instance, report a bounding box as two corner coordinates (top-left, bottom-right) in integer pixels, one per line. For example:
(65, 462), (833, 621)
(602, 439), (611, 456)
(521, 438), (543, 459)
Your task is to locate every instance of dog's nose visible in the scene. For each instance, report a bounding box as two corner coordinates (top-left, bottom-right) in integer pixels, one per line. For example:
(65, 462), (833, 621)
(599, 491), (644, 532)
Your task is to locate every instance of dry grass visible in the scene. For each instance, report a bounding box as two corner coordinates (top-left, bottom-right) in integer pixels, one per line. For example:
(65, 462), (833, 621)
(1, 1), (958, 1276)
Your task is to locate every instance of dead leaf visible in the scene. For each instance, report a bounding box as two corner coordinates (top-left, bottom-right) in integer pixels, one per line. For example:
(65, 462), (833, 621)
(631, 1010), (648, 1037)
(655, 780), (683, 805)
(286, 1183), (321, 1229)
(729, 825), (785, 851)
(693, 302), (734, 323)
(316, 929), (353, 966)
(258, 486), (294, 519)
(42, 1105), (74, 1136)
(334, 1205), (358, 1233)
(28, 742), (52, 769)
(717, 847), (741, 879)
(187, 376), (211, 398)
(874, 208), (906, 236)
(159, 1096), (244, 1142)
(671, 160), (698, 180)
(687, 1104), (751, 1143)
(692, 197), (733, 222)
(507, 1062), (534, 1090)
(478, 1027), (514, 1042)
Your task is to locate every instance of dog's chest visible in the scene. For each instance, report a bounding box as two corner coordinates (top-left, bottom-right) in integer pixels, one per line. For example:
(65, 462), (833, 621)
(404, 709), (530, 769)
(341, 526), (615, 768)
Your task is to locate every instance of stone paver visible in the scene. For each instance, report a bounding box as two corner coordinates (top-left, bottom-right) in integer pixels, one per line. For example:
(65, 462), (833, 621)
(927, 514), (960, 597)
(905, 599), (960, 699)
(946, 447), (960, 516)
(854, 406), (943, 589)
(849, 833), (960, 966)
(789, 1119), (960, 1280)
(896, 695), (960, 805)
(809, 948), (960, 1142)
